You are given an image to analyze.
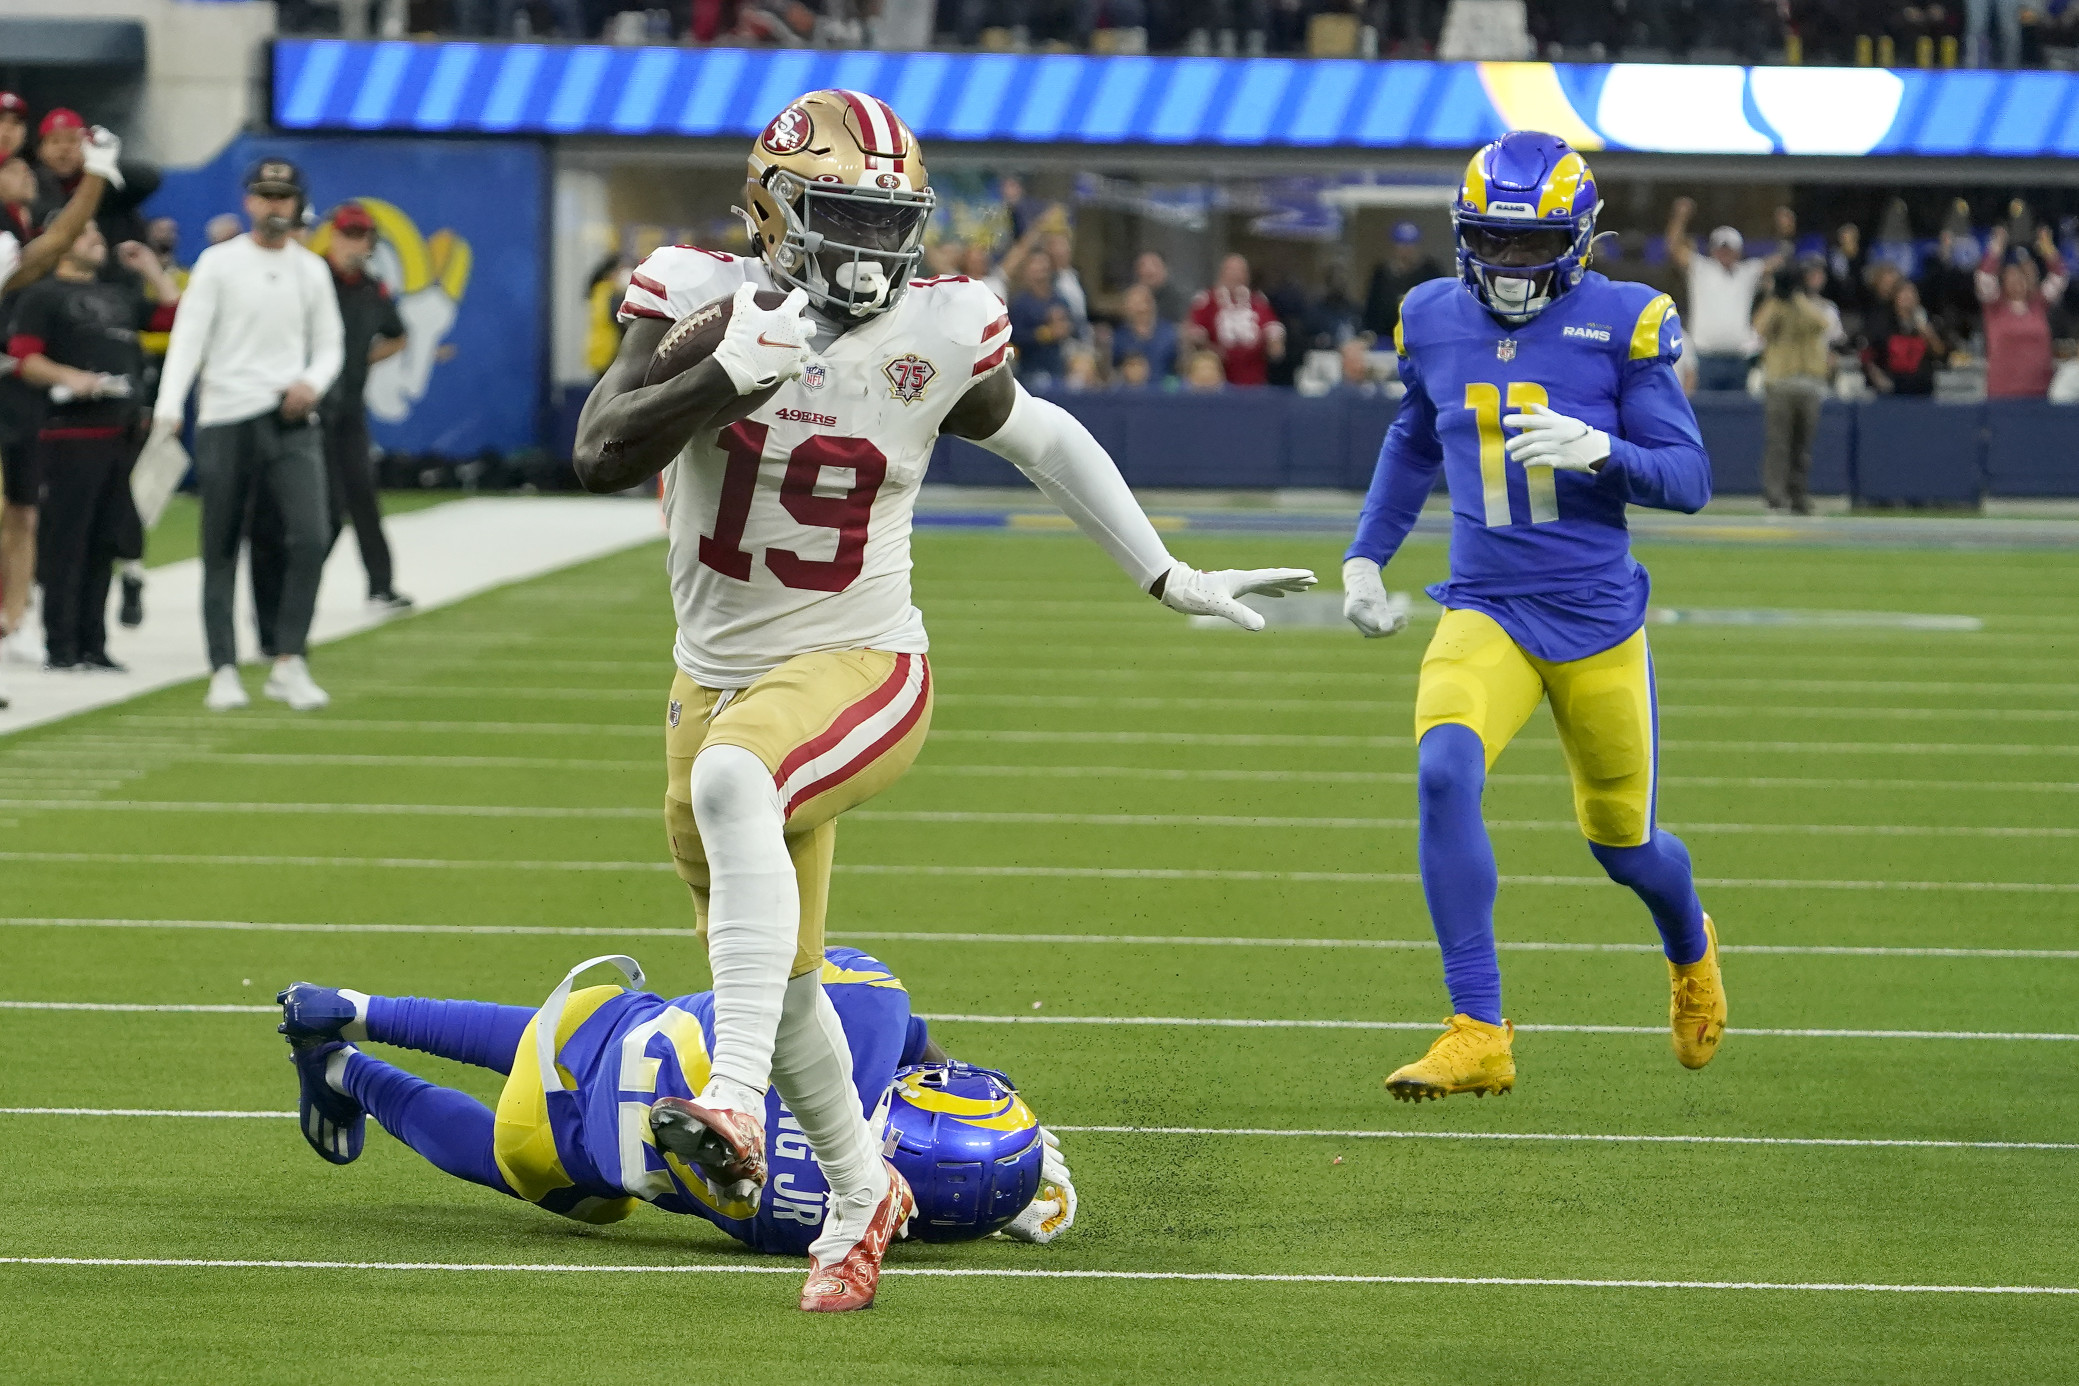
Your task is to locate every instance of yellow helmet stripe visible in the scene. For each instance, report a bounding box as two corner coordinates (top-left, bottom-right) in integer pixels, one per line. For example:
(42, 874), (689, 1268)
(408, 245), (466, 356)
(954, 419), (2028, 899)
(1536, 150), (1588, 220)
(1459, 151), (1489, 214)
(1630, 292), (1676, 360)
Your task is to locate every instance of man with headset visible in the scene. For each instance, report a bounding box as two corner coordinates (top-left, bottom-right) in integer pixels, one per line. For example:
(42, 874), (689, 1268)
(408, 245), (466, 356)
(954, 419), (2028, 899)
(152, 156), (343, 712)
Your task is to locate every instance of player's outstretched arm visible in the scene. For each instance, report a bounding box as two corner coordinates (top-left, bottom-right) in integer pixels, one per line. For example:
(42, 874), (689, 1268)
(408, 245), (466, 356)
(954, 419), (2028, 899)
(945, 371), (1315, 631)
(572, 316), (742, 493)
(5, 131), (113, 292)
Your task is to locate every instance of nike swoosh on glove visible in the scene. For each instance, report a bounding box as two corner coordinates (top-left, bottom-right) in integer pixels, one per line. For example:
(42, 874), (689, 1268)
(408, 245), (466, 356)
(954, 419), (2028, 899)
(1000, 1128), (1077, 1244)
(1502, 400), (1609, 473)
(1155, 560), (1317, 632)
(1341, 556), (1408, 638)
(81, 126), (124, 190)
(712, 283), (811, 395)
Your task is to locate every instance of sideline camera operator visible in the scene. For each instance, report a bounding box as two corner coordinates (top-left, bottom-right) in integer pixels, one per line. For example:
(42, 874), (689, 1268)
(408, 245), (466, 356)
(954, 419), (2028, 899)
(151, 158), (342, 712)
(7, 222), (178, 670)
(1754, 260), (1834, 516)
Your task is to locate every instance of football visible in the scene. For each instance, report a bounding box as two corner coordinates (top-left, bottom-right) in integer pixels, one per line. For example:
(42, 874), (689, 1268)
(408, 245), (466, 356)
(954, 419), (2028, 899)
(644, 288), (790, 426)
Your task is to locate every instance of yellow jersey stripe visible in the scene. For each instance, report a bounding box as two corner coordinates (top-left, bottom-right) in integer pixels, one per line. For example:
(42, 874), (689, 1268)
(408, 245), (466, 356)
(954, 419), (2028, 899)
(1629, 293), (1675, 361)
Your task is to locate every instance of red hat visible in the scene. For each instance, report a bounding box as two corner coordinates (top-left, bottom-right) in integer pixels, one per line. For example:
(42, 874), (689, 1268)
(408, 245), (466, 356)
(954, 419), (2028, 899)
(0, 94), (26, 121)
(39, 108), (83, 137)
(330, 202), (376, 234)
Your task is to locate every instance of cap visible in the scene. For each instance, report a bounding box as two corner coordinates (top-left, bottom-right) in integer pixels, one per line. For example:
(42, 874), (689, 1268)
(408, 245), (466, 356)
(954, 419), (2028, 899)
(244, 156), (306, 199)
(39, 108), (83, 138)
(1708, 226), (1744, 254)
(1392, 221), (1422, 245)
(330, 202), (375, 234)
(0, 93), (26, 121)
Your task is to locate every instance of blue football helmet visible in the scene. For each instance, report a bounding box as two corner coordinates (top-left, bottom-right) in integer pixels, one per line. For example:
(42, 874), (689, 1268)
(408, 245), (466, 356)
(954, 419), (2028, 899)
(1452, 130), (1602, 325)
(884, 1062), (1044, 1243)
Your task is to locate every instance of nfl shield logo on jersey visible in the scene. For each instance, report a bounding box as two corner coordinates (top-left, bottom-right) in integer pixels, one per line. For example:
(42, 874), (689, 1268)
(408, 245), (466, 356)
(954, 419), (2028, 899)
(1496, 338), (1518, 362)
(802, 362), (827, 391)
(668, 699), (681, 729)
(884, 354), (937, 404)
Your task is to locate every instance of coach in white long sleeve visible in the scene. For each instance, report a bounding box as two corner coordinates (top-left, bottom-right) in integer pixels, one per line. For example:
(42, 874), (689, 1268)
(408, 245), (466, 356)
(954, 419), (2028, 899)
(153, 157), (343, 711)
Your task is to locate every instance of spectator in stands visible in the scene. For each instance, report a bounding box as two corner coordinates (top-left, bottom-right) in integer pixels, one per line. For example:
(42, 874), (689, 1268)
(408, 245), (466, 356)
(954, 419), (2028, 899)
(1921, 225), (1981, 345)
(1180, 348), (1226, 390)
(1666, 197), (1785, 391)
(1111, 284), (1179, 380)
(1965, 0), (2026, 66)
(152, 157), (344, 713)
(1299, 263), (1363, 352)
(1133, 250), (1187, 323)
(1008, 250), (1074, 383)
(1184, 252), (1284, 385)
(962, 242), (1007, 302)
(1042, 230), (1089, 335)
(206, 213), (242, 247)
(1115, 352), (1153, 388)
(1754, 263), (1834, 515)
(1825, 224), (1866, 319)
(1061, 342), (1104, 390)
(452, 0), (586, 37)
(1178, 0), (1271, 55)
(1333, 335), (1385, 395)
(0, 93), (26, 163)
(1863, 280), (1946, 397)
(1978, 226), (2068, 398)
(7, 225), (177, 671)
(1802, 254), (1848, 356)
(1363, 221), (1443, 343)
(30, 109), (161, 259)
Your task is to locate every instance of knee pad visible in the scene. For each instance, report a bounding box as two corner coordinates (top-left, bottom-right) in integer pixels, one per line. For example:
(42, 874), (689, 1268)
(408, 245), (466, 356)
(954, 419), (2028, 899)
(689, 743), (780, 832)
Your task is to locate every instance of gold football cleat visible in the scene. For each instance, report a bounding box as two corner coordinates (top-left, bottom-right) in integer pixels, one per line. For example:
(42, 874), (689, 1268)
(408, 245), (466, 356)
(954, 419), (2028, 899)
(1669, 914), (1728, 1070)
(1384, 1014), (1516, 1102)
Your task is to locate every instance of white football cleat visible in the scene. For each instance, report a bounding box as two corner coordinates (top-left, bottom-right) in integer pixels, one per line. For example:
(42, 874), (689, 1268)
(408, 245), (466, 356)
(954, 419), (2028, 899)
(263, 656), (330, 711)
(204, 665), (250, 711)
(1, 626), (46, 666)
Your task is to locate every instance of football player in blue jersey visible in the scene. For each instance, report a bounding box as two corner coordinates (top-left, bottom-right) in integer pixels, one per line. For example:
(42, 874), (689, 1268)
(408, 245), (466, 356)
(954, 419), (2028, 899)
(1341, 131), (1728, 1101)
(275, 945), (1075, 1294)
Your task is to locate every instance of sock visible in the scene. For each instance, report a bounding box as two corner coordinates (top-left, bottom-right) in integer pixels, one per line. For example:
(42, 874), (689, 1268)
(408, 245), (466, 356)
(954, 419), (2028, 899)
(1590, 833), (1709, 966)
(335, 1051), (514, 1193)
(338, 988), (370, 1041)
(690, 743), (798, 1105)
(324, 1045), (355, 1093)
(363, 996), (536, 1074)
(1416, 724), (1503, 1025)
(772, 974), (890, 1260)
(120, 560), (144, 580)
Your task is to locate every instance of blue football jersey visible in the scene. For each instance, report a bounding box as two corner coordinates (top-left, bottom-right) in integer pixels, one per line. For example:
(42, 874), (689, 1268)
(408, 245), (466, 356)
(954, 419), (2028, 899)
(1347, 271), (1712, 662)
(544, 946), (930, 1255)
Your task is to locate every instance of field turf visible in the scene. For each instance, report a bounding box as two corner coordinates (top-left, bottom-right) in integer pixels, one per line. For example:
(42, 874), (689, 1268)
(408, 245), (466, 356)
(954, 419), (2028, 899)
(1, 515), (2074, 1382)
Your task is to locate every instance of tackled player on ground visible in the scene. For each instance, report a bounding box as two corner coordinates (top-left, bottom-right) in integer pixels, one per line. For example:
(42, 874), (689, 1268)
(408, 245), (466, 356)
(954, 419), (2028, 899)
(573, 88), (1313, 1310)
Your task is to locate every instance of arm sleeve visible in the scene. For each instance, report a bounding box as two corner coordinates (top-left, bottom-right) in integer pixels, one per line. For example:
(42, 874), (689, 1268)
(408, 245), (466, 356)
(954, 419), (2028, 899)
(971, 382), (1175, 590)
(1345, 350), (1443, 565)
(298, 257), (346, 396)
(377, 289), (406, 341)
(1603, 357), (1713, 514)
(152, 254), (216, 423)
(899, 1013), (933, 1068)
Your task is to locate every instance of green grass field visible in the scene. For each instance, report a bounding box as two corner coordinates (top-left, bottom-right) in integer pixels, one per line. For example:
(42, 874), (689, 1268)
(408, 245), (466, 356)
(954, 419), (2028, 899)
(2, 517), (2075, 1382)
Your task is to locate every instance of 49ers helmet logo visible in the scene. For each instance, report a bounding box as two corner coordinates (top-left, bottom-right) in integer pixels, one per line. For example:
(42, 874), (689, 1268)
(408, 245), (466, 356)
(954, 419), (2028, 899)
(884, 353), (937, 404)
(761, 105), (813, 155)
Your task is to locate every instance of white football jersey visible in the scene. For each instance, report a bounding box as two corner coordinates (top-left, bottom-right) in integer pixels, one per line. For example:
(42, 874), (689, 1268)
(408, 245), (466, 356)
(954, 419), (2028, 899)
(622, 247), (1011, 688)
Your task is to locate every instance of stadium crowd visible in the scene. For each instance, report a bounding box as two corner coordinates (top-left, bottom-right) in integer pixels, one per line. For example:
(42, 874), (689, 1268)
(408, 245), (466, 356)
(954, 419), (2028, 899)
(0, 89), (408, 706)
(274, 0), (2079, 69)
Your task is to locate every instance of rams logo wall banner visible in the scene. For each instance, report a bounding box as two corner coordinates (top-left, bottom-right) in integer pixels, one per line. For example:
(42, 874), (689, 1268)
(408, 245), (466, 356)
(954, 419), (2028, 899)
(884, 353), (936, 403)
(762, 105), (812, 155)
(1496, 338), (1518, 361)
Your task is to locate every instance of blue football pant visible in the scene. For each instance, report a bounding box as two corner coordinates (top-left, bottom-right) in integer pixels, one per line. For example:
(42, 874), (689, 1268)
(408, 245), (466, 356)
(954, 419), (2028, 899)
(335, 996), (538, 1195)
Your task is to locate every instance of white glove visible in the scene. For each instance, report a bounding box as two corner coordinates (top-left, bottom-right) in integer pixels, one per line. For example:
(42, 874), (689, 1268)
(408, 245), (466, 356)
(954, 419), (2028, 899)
(1156, 559), (1316, 632)
(82, 126), (124, 190)
(1001, 1128), (1076, 1244)
(49, 375), (126, 404)
(1341, 556), (1408, 638)
(711, 283), (811, 395)
(1503, 401), (1608, 473)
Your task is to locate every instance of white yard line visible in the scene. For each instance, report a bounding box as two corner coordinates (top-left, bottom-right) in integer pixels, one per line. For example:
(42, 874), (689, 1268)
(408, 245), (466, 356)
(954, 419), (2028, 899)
(2, 852), (2072, 893)
(916, 766), (2079, 794)
(5, 999), (2071, 1040)
(0, 498), (662, 736)
(4, 800), (2065, 839)
(3, 1108), (2072, 1154)
(0, 1257), (2069, 1295)
(3, 917), (2068, 959)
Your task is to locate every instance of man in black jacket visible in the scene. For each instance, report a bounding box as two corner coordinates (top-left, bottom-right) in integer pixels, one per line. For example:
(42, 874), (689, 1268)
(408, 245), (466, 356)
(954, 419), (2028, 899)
(30, 109), (160, 269)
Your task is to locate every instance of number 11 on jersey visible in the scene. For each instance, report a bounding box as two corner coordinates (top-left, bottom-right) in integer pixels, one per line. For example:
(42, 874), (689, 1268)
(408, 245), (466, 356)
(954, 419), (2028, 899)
(1463, 381), (1556, 527)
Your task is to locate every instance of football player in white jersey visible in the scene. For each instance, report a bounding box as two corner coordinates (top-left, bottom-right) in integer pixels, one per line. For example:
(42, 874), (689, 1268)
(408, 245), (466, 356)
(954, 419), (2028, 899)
(575, 88), (1314, 1312)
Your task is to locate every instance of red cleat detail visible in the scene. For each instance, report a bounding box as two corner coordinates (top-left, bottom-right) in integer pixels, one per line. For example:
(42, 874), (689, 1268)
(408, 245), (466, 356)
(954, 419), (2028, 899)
(648, 1097), (767, 1190)
(799, 1162), (915, 1313)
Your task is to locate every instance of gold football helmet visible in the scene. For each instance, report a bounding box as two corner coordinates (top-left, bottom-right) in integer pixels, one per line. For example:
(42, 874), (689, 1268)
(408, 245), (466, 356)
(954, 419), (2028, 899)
(740, 89), (936, 321)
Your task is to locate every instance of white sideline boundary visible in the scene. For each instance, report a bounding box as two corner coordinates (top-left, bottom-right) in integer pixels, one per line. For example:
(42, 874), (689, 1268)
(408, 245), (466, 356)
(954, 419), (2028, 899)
(0, 498), (662, 736)
(0, 1257), (2070, 1295)
(2, 918), (2073, 960)
(2, 852), (2072, 894)
(4, 999), (2073, 1040)
(6, 1108), (2073, 1154)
